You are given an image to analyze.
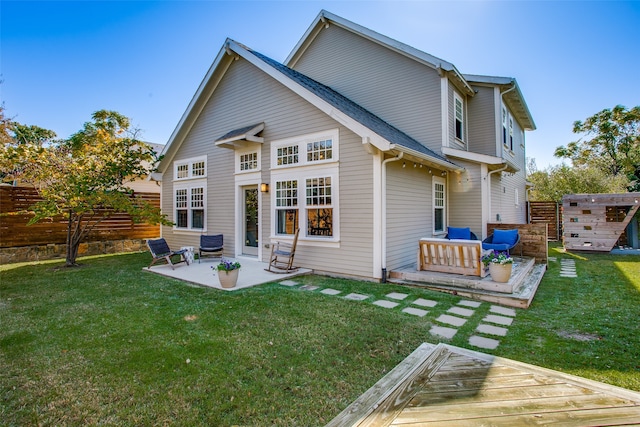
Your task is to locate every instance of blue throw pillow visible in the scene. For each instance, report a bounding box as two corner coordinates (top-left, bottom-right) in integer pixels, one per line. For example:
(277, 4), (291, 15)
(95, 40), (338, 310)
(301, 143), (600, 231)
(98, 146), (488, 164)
(493, 229), (518, 246)
(448, 227), (471, 240)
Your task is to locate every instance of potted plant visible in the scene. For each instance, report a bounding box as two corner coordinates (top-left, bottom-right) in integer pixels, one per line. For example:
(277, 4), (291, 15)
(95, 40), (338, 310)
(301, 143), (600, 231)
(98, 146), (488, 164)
(482, 250), (513, 283)
(213, 259), (241, 288)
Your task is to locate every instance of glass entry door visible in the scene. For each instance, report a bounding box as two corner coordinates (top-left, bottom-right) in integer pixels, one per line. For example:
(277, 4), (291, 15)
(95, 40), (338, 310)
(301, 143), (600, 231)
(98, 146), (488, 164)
(243, 187), (259, 256)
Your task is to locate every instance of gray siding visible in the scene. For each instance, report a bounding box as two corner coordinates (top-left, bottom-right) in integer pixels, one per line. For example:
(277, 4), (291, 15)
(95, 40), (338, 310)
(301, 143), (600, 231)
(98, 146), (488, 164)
(448, 161), (484, 236)
(292, 25), (443, 152)
(490, 171), (527, 225)
(467, 86), (497, 156)
(385, 161), (442, 270)
(162, 57), (376, 278)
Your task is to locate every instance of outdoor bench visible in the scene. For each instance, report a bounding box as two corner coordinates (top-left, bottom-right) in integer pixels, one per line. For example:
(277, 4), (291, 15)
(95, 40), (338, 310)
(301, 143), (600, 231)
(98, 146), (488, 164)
(417, 237), (487, 277)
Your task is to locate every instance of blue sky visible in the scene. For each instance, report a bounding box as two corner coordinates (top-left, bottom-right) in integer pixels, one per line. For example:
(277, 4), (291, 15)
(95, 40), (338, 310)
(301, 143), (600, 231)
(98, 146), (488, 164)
(2, 1), (639, 169)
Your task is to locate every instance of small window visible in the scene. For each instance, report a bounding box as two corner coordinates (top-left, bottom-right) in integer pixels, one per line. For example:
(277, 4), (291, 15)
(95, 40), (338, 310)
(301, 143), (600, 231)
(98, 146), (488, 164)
(277, 145), (299, 166)
(509, 117), (514, 151)
(240, 152), (258, 171)
(307, 139), (333, 162)
(515, 188), (519, 207)
(454, 93), (464, 141)
(502, 107), (508, 147)
(174, 156), (207, 180)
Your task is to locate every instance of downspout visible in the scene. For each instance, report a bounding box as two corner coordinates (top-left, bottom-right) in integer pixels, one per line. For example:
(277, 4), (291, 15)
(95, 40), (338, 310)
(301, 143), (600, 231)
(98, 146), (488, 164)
(486, 164), (508, 232)
(381, 152), (403, 282)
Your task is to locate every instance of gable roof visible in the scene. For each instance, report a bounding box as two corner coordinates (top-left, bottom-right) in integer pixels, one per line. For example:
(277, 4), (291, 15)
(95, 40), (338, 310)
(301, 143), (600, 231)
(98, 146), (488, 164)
(286, 10), (535, 130)
(464, 74), (536, 131)
(158, 38), (463, 173)
(286, 10), (474, 97)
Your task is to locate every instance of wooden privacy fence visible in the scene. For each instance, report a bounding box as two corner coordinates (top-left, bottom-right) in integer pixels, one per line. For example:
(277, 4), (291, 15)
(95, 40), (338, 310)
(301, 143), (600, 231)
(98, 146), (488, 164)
(0, 186), (161, 248)
(527, 201), (561, 241)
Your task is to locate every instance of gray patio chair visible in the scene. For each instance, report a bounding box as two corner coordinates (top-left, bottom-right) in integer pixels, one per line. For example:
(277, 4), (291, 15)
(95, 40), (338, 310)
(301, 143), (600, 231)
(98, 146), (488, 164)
(199, 234), (224, 263)
(147, 238), (189, 270)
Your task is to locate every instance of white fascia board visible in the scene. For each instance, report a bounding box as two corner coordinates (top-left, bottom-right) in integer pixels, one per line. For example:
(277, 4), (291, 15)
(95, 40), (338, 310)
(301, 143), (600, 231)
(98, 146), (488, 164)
(442, 146), (504, 165)
(158, 43), (231, 173)
(390, 144), (465, 172)
(228, 40), (391, 152)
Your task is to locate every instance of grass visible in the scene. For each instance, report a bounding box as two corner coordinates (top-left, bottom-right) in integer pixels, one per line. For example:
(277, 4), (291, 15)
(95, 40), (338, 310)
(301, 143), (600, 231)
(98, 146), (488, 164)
(1, 245), (639, 425)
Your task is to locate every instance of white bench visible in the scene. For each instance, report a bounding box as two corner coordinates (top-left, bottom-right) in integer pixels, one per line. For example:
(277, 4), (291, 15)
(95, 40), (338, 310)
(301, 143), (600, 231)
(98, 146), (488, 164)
(417, 237), (487, 277)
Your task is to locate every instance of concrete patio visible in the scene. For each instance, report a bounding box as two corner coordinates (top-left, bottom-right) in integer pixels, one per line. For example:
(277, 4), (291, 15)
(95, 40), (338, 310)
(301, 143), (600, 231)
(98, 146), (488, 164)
(143, 256), (311, 291)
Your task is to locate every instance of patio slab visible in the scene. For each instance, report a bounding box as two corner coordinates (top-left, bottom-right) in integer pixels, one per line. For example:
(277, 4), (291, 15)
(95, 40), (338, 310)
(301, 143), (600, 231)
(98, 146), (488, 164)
(144, 256), (310, 291)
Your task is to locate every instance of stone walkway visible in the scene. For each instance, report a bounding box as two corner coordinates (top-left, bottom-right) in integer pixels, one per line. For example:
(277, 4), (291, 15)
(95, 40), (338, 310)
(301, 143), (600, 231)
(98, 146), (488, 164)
(279, 257), (576, 351)
(279, 279), (517, 351)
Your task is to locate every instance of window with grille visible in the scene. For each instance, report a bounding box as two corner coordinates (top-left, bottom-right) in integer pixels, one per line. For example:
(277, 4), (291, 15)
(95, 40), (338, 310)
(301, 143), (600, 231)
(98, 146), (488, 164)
(306, 177), (333, 236)
(454, 92), (464, 141)
(175, 156), (207, 180)
(275, 180), (298, 235)
(433, 177), (446, 234)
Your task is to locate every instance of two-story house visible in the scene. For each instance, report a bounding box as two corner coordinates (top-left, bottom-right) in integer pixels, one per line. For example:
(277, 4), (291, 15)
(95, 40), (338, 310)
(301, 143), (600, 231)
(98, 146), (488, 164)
(155, 10), (535, 281)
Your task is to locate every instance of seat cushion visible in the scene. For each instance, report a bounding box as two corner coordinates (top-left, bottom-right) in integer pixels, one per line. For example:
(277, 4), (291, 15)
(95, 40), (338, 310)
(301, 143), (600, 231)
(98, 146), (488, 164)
(448, 227), (471, 240)
(482, 242), (511, 252)
(493, 229), (519, 246)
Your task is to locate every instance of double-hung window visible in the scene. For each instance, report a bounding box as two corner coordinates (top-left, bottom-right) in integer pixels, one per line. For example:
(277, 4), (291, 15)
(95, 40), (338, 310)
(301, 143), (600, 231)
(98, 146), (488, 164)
(502, 107), (508, 148)
(509, 117), (514, 151)
(271, 129), (339, 242)
(433, 176), (446, 234)
(174, 156), (207, 231)
(454, 92), (464, 141)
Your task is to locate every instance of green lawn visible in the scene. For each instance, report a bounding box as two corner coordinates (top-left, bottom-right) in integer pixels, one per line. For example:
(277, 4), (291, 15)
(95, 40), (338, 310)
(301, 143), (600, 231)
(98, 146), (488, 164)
(1, 245), (639, 426)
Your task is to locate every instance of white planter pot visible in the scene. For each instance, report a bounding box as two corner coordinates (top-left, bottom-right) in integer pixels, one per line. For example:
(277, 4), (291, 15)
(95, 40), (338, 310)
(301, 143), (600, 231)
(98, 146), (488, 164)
(218, 269), (239, 288)
(489, 263), (512, 283)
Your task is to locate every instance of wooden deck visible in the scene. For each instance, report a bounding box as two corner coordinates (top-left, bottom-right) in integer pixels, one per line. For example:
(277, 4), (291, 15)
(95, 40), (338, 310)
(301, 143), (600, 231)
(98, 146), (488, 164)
(327, 343), (640, 426)
(389, 257), (546, 309)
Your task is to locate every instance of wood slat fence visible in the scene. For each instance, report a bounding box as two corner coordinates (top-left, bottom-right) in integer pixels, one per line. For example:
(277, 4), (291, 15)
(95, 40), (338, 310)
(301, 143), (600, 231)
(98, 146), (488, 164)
(527, 201), (562, 241)
(0, 186), (160, 248)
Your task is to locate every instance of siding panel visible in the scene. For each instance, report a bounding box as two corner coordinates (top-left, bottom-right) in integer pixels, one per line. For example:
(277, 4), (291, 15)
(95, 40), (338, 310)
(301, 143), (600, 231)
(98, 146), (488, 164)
(293, 25), (443, 152)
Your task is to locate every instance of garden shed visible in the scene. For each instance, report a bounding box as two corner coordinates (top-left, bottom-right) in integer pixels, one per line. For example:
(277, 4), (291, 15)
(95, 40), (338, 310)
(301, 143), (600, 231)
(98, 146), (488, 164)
(562, 193), (640, 252)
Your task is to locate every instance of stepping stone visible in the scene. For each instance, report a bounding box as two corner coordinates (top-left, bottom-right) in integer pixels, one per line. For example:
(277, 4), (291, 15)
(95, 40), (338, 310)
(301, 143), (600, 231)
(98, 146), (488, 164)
(385, 292), (409, 300)
(483, 314), (514, 326)
(476, 324), (508, 337)
(435, 314), (467, 327)
(412, 298), (437, 308)
(469, 335), (500, 350)
(560, 273), (578, 278)
(402, 307), (428, 317)
(320, 288), (341, 296)
(344, 293), (369, 301)
(299, 285), (319, 291)
(430, 325), (457, 339)
(448, 307), (474, 317)
(490, 305), (516, 317)
(373, 300), (399, 309)
(548, 257), (557, 262)
(279, 280), (299, 287)
(458, 300), (481, 308)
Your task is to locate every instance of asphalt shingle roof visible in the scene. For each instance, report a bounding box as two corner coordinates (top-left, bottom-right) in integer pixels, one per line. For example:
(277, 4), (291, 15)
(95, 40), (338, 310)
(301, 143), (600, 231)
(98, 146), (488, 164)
(246, 47), (457, 167)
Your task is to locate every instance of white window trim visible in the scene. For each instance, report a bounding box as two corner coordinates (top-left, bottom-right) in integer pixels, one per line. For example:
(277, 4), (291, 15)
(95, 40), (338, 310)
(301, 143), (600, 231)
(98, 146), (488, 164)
(433, 176), (446, 235)
(236, 147), (261, 174)
(173, 155), (207, 181)
(515, 188), (520, 207)
(271, 129), (339, 170)
(271, 164), (340, 246)
(454, 92), (465, 143)
(173, 179), (207, 232)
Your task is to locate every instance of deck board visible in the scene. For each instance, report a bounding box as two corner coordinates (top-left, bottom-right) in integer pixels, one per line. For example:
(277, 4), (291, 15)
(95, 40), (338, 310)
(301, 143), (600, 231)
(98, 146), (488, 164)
(327, 344), (640, 427)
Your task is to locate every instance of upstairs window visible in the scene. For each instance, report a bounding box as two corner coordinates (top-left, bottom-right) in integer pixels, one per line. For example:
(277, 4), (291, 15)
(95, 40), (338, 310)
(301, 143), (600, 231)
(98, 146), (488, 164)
(174, 156), (207, 180)
(509, 117), (514, 151)
(277, 145), (299, 166)
(454, 92), (464, 141)
(502, 107), (508, 148)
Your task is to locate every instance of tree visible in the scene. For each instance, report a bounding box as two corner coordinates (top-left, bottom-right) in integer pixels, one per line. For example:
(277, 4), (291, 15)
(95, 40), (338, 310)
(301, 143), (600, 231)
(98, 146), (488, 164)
(528, 164), (629, 202)
(554, 105), (640, 191)
(0, 110), (171, 266)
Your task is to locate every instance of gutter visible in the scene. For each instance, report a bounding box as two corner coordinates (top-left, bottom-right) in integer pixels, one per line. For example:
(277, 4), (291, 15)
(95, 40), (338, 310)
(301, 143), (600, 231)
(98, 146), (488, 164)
(380, 152), (403, 282)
